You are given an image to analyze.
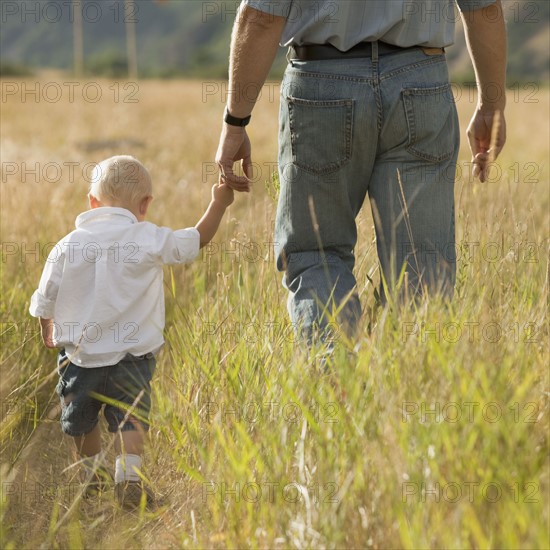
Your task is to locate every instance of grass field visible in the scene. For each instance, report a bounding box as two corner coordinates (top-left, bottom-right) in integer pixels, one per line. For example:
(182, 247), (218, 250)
(0, 77), (548, 549)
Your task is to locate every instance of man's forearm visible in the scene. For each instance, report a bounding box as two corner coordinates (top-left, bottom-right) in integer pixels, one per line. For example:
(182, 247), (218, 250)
(462, 0), (507, 111)
(227, 5), (286, 118)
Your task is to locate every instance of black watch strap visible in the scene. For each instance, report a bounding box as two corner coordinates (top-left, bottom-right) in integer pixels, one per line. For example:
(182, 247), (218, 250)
(224, 107), (251, 127)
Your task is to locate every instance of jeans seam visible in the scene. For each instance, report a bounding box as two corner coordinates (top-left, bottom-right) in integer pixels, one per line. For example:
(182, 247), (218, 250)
(373, 59), (382, 133)
(379, 57), (446, 83)
(286, 68), (374, 84)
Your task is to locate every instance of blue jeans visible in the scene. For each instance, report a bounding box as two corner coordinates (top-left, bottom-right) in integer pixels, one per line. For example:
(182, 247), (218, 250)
(275, 44), (459, 340)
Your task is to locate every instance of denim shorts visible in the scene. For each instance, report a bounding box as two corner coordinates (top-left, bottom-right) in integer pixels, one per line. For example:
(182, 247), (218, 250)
(56, 350), (156, 436)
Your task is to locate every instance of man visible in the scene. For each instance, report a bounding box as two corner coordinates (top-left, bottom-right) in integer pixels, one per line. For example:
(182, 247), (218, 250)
(216, 0), (507, 341)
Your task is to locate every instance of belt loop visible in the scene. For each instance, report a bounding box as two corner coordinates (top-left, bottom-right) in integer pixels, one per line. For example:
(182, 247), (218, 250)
(371, 40), (379, 63)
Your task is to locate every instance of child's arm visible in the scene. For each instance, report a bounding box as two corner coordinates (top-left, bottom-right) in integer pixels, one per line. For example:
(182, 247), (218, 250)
(39, 318), (56, 349)
(30, 241), (64, 348)
(195, 182), (234, 248)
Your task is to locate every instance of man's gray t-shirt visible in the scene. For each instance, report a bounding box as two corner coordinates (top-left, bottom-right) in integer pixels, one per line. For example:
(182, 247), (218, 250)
(243, 0), (497, 49)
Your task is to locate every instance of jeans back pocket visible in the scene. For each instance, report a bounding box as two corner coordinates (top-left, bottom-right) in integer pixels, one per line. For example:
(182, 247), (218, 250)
(402, 83), (458, 163)
(286, 96), (354, 175)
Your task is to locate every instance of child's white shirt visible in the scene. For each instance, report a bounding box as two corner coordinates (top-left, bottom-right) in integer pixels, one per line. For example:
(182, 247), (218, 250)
(29, 207), (200, 367)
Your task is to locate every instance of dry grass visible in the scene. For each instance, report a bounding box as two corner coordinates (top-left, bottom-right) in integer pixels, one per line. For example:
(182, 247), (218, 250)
(0, 77), (548, 549)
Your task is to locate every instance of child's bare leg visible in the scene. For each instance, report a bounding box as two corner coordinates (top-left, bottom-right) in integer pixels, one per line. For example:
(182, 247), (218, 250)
(114, 426), (144, 456)
(72, 425), (108, 492)
(73, 424), (101, 457)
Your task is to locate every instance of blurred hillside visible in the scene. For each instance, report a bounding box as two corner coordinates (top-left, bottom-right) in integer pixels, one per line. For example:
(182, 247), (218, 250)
(1, 0), (548, 81)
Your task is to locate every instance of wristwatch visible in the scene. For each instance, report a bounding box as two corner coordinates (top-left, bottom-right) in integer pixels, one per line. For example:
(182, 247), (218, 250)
(224, 107), (251, 127)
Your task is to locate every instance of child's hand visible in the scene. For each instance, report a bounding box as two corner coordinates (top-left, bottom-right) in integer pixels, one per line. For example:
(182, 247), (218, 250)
(212, 182), (234, 208)
(39, 318), (57, 349)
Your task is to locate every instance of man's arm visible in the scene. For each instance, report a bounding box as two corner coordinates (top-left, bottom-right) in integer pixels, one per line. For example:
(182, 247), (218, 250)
(215, 5), (286, 190)
(461, 0), (507, 182)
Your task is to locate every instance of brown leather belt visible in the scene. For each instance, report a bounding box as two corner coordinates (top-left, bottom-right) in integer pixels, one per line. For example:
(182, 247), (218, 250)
(289, 42), (444, 61)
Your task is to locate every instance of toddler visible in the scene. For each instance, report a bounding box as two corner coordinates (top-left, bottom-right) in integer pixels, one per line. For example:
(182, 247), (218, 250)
(29, 155), (234, 509)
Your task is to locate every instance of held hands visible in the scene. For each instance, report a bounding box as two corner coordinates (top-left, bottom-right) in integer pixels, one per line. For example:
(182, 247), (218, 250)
(215, 124), (252, 192)
(467, 108), (507, 183)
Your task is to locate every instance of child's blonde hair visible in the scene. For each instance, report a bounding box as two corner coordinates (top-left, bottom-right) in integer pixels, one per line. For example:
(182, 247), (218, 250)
(89, 155), (152, 207)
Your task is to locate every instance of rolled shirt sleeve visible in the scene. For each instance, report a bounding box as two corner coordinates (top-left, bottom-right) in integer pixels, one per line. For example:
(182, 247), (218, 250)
(29, 245), (64, 319)
(243, 0), (292, 17)
(154, 226), (201, 265)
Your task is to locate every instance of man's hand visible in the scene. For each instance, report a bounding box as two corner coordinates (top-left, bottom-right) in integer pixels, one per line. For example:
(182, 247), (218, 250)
(467, 108), (506, 183)
(215, 124), (252, 192)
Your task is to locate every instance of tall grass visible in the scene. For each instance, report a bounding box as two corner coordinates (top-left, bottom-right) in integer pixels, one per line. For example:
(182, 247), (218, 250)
(0, 79), (548, 548)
